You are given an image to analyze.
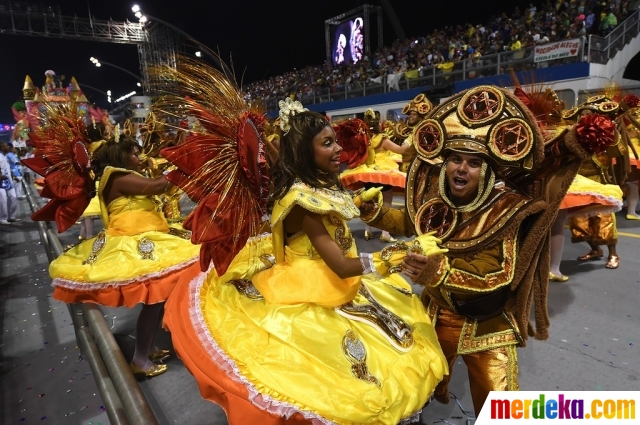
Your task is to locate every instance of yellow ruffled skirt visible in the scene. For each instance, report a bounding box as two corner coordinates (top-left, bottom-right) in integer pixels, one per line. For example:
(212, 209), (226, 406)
(164, 235), (447, 425)
(51, 228), (200, 307)
(560, 174), (623, 218)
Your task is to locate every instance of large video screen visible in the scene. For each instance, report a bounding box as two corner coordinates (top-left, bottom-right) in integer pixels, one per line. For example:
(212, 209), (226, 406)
(331, 16), (365, 66)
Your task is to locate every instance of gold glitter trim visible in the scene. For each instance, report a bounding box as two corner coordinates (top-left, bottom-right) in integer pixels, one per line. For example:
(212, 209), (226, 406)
(328, 214), (353, 255)
(82, 230), (107, 265)
(505, 344), (520, 390)
(228, 279), (264, 301)
(341, 330), (380, 386)
(457, 317), (519, 355)
(168, 227), (192, 240)
(443, 232), (518, 292)
(338, 283), (414, 351)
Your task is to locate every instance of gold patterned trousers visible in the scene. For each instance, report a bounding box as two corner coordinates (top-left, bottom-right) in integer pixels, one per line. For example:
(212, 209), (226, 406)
(434, 308), (519, 416)
(569, 213), (618, 246)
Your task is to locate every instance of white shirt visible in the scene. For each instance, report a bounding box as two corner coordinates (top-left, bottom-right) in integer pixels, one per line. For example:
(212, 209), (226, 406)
(0, 153), (13, 189)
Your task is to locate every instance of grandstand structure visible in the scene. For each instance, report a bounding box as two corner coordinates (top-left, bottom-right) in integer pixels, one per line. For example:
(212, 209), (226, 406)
(305, 9), (640, 123)
(0, 0), (185, 96)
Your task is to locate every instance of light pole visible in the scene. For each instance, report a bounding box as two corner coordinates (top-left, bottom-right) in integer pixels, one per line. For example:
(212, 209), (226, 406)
(90, 57), (144, 84)
(131, 5), (223, 70)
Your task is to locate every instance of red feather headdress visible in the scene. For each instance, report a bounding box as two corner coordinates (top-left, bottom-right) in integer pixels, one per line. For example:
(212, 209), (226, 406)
(152, 58), (269, 274)
(333, 118), (370, 169)
(21, 103), (94, 232)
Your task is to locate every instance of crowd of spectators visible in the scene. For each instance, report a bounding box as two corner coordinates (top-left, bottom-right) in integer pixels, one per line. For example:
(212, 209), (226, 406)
(244, 0), (637, 104)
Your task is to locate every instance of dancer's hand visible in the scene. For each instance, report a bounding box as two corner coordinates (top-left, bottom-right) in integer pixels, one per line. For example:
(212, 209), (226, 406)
(353, 186), (383, 208)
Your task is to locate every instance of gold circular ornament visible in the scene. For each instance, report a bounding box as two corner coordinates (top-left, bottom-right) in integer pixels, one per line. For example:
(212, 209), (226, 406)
(413, 93), (426, 103)
(587, 94), (607, 104)
(401, 103), (411, 115)
(417, 102), (431, 115)
(598, 101), (619, 113)
(457, 86), (505, 127)
(488, 118), (534, 162)
(561, 107), (579, 120)
(414, 119), (445, 159)
(415, 198), (457, 240)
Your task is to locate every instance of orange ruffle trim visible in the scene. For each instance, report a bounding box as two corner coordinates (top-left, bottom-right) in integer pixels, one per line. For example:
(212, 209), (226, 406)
(163, 276), (312, 425)
(52, 261), (201, 308)
(560, 193), (618, 210)
(340, 172), (406, 191)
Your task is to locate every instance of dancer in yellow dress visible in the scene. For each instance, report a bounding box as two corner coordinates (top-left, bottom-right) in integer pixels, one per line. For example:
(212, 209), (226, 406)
(31, 122), (201, 378)
(562, 96), (628, 269)
(338, 109), (410, 242)
(156, 57), (448, 424)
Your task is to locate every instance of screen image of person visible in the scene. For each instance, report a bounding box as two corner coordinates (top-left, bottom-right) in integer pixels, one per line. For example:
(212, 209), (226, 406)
(350, 17), (364, 64)
(334, 33), (347, 65)
(332, 21), (353, 65)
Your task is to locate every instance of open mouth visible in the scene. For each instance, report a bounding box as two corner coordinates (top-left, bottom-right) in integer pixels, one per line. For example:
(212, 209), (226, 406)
(331, 157), (341, 164)
(452, 176), (468, 190)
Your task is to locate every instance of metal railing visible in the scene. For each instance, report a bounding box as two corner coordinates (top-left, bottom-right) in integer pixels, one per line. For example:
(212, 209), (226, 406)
(22, 179), (159, 425)
(588, 9), (640, 64)
(262, 39), (586, 111)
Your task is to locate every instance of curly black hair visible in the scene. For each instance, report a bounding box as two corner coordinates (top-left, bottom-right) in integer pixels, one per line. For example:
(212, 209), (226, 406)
(267, 110), (342, 211)
(91, 135), (140, 181)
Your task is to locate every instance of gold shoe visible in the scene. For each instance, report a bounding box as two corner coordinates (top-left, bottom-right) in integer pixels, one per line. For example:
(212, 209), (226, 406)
(129, 362), (168, 379)
(364, 230), (373, 241)
(379, 234), (397, 243)
(549, 272), (569, 282)
(577, 250), (603, 261)
(148, 349), (171, 363)
(605, 255), (620, 269)
(627, 214), (640, 220)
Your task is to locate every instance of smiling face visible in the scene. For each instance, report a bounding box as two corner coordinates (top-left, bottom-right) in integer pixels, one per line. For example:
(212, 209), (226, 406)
(312, 126), (342, 175)
(407, 111), (422, 126)
(445, 152), (483, 206)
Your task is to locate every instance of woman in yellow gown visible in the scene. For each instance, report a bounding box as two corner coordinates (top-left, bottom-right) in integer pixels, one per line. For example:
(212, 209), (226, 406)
(338, 109), (410, 243)
(50, 135), (201, 378)
(163, 105), (447, 424)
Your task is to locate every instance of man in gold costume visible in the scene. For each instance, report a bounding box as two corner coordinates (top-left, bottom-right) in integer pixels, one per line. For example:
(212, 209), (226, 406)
(359, 85), (591, 415)
(561, 96), (628, 269)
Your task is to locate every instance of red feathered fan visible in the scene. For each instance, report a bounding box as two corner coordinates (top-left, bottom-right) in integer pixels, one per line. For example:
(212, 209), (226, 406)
(155, 59), (269, 275)
(21, 106), (94, 232)
(333, 118), (370, 169)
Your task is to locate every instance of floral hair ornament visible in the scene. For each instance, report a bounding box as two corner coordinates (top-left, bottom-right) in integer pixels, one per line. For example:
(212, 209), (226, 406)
(114, 123), (121, 143)
(278, 98), (307, 134)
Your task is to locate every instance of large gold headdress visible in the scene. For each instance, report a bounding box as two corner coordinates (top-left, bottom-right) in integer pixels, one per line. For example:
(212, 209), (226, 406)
(402, 93), (433, 116)
(562, 95), (620, 121)
(411, 85), (545, 172)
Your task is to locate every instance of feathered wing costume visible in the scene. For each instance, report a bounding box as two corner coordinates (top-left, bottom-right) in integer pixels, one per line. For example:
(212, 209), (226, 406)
(21, 103), (94, 232)
(154, 59), (269, 275)
(158, 59), (447, 425)
(333, 117), (370, 169)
